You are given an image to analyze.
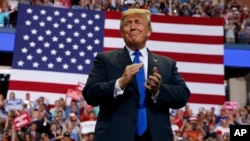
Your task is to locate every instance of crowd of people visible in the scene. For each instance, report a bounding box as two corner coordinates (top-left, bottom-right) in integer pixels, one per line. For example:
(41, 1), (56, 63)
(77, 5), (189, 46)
(0, 92), (98, 141)
(0, 91), (250, 141)
(0, 0), (250, 44)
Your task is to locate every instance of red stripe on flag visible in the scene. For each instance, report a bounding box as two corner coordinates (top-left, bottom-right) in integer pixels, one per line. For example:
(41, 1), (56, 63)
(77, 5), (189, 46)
(189, 94), (226, 105)
(8, 80), (75, 94)
(181, 73), (224, 84)
(151, 15), (225, 26)
(105, 11), (121, 19)
(105, 11), (225, 26)
(153, 51), (223, 64)
(149, 33), (224, 44)
(104, 29), (223, 44)
(103, 48), (223, 64)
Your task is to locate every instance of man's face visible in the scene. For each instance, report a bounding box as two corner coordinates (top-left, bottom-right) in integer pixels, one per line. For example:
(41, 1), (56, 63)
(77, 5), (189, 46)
(25, 93), (30, 99)
(121, 14), (151, 50)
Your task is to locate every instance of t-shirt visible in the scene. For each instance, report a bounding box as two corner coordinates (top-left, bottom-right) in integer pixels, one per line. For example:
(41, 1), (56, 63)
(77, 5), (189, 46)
(0, 12), (9, 26)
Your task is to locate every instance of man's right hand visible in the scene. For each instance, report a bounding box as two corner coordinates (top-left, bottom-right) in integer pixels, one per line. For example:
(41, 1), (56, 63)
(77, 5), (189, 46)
(118, 63), (143, 90)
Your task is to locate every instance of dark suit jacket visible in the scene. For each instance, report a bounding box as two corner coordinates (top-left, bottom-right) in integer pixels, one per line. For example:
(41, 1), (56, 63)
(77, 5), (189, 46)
(83, 47), (190, 141)
(26, 131), (42, 141)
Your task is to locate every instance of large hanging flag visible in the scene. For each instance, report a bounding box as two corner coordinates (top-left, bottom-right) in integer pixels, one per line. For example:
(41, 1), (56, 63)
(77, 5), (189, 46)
(8, 4), (225, 114)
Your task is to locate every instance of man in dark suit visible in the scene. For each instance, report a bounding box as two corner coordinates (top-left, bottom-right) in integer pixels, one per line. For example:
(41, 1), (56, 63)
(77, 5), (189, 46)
(27, 122), (42, 141)
(83, 8), (190, 141)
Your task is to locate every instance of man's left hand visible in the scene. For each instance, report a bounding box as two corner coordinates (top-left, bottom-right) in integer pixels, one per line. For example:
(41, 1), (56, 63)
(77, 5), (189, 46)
(145, 67), (161, 95)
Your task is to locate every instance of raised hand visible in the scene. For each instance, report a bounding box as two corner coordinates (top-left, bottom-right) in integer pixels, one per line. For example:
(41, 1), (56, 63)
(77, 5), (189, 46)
(145, 67), (162, 95)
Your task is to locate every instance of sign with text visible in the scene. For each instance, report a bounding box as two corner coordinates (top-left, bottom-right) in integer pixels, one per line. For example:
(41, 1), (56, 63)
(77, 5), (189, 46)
(67, 88), (81, 100)
(81, 121), (96, 134)
(6, 99), (23, 111)
(14, 111), (31, 129)
(223, 101), (238, 109)
(230, 125), (250, 140)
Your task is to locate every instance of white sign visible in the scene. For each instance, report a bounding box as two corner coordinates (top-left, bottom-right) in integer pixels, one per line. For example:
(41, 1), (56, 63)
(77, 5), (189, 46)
(14, 111), (31, 129)
(6, 99), (23, 111)
(81, 121), (96, 134)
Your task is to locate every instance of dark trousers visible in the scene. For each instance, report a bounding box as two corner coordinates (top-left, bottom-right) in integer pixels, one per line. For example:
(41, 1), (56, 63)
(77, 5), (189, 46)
(134, 130), (152, 141)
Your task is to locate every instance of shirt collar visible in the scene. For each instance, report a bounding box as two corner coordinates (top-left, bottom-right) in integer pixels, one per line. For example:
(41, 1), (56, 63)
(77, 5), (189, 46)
(126, 46), (148, 57)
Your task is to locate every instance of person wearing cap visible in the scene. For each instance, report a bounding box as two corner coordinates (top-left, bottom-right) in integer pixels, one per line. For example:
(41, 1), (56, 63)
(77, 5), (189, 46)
(215, 130), (223, 140)
(83, 8), (190, 141)
(24, 92), (34, 107)
(22, 99), (32, 116)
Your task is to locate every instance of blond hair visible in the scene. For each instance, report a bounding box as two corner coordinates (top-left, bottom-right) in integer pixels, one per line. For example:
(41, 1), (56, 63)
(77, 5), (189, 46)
(120, 8), (152, 31)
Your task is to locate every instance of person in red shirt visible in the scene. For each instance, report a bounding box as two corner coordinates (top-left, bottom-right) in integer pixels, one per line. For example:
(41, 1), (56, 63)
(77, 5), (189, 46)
(174, 109), (184, 129)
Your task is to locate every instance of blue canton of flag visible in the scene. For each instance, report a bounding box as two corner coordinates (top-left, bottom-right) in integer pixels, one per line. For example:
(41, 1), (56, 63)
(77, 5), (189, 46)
(13, 4), (104, 74)
(8, 4), (105, 103)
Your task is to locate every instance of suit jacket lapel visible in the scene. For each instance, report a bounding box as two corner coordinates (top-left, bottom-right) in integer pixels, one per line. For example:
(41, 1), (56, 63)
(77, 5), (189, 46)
(147, 50), (158, 77)
(117, 47), (131, 68)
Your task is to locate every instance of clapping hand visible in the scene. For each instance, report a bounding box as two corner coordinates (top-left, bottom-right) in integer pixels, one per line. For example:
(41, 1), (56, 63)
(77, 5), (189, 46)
(145, 67), (161, 95)
(119, 63), (144, 90)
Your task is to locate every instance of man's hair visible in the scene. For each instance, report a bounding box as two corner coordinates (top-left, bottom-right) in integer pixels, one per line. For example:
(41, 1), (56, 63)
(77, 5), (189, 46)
(120, 8), (152, 31)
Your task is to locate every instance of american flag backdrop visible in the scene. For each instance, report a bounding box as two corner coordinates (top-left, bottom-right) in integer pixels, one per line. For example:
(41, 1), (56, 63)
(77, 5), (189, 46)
(8, 4), (225, 114)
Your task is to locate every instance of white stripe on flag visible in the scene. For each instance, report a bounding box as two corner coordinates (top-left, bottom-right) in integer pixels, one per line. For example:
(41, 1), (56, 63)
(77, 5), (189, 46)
(177, 62), (224, 75)
(186, 82), (225, 96)
(9, 69), (88, 84)
(104, 37), (224, 55)
(105, 19), (223, 36)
